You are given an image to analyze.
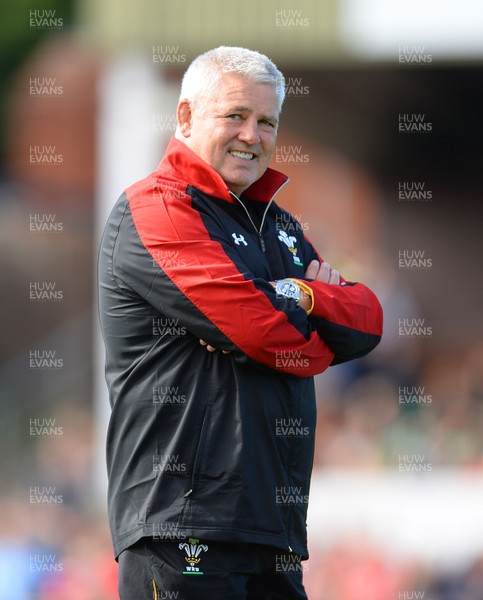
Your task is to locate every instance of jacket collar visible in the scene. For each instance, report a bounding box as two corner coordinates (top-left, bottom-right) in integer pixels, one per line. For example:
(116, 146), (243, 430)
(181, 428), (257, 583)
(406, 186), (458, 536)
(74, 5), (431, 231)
(158, 137), (289, 204)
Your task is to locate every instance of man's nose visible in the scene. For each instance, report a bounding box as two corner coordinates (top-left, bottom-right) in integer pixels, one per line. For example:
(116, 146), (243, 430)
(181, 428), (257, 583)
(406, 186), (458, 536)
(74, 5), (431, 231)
(237, 118), (260, 145)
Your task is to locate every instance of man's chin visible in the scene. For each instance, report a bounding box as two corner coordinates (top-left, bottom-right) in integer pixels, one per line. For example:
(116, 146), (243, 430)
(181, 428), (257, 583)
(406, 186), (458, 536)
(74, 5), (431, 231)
(227, 179), (257, 196)
(224, 171), (263, 197)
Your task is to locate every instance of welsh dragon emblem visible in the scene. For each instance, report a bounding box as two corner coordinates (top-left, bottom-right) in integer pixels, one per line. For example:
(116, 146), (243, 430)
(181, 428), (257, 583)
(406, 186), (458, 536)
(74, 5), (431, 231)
(179, 537), (209, 574)
(278, 231), (303, 266)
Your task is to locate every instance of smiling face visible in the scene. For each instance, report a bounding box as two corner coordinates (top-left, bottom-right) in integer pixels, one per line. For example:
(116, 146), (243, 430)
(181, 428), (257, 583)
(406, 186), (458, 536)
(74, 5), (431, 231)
(176, 73), (280, 196)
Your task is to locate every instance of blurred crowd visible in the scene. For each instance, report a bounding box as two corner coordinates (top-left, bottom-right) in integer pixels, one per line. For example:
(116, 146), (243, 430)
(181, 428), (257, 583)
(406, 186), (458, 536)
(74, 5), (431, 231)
(314, 341), (483, 471)
(0, 405), (118, 599)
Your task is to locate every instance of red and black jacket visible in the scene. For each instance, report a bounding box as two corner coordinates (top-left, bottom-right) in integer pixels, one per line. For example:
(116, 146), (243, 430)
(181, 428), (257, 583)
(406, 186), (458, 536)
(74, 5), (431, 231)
(98, 137), (382, 559)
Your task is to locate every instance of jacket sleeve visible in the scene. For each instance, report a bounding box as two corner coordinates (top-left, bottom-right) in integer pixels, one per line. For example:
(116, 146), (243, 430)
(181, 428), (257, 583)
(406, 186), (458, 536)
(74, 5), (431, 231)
(111, 186), (335, 378)
(299, 236), (383, 365)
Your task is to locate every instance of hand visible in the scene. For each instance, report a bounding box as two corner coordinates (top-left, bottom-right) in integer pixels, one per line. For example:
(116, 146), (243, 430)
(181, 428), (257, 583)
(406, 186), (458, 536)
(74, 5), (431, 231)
(304, 259), (340, 285)
(199, 340), (231, 354)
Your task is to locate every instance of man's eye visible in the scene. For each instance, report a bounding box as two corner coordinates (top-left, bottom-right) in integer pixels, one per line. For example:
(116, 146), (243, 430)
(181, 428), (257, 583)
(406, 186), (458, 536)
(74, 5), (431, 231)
(261, 119), (274, 127)
(227, 114), (242, 120)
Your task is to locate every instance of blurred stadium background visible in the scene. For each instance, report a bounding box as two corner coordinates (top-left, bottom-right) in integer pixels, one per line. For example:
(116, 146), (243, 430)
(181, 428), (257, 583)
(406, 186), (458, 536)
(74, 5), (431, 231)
(1, 0), (483, 598)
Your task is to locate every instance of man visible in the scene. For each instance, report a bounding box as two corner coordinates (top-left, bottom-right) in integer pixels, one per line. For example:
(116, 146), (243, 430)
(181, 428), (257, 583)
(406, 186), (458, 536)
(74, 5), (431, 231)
(99, 46), (383, 599)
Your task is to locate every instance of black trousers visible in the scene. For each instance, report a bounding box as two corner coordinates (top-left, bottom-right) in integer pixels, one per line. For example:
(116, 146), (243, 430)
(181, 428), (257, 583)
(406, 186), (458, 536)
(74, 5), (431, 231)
(118, 538), (309, 600)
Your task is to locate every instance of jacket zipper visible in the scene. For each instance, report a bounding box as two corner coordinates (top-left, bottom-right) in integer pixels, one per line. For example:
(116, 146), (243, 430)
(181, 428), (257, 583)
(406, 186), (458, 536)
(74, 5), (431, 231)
(229, 179), (290, 253)
(230, 179), (296, 553)
(186, 403), (212, 498)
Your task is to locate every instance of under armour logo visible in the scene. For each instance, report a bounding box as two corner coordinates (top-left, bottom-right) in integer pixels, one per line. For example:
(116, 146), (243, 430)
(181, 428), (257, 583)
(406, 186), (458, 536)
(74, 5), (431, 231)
(232, 233), (248, 246)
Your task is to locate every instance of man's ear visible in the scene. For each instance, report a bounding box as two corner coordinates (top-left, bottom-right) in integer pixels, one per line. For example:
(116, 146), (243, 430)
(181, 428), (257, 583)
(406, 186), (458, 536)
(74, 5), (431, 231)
(177, 100), (193, 138)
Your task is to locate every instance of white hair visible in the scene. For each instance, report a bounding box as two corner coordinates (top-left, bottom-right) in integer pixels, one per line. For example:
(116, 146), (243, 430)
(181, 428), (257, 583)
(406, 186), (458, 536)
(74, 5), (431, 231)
(179, 46), (285, 115)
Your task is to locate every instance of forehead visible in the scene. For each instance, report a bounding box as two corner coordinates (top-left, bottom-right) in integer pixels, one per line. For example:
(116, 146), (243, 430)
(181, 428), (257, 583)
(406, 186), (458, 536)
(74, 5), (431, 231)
(211, 73), (279, 115)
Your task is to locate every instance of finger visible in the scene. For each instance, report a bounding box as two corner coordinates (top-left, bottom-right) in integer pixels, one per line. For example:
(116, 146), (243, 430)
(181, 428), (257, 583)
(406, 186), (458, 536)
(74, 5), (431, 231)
(304, 259), (320, 280)
(200, 339), (216, 351)
(318, 261), (331, 283)
(201, 339), (229, 354)
(329, 268), (340, 285)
